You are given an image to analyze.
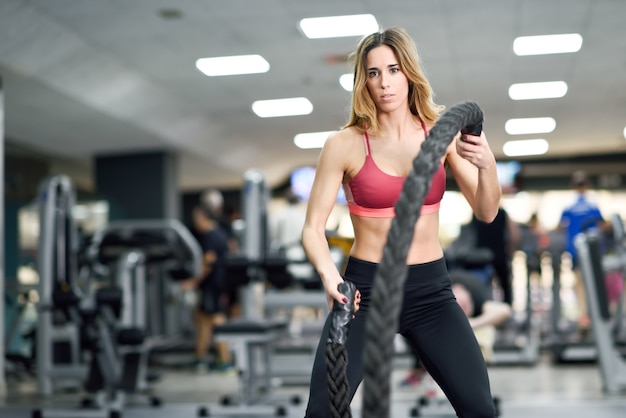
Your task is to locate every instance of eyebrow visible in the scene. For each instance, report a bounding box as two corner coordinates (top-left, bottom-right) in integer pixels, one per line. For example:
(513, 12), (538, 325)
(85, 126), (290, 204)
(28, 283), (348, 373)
(367, 63), (399, 71)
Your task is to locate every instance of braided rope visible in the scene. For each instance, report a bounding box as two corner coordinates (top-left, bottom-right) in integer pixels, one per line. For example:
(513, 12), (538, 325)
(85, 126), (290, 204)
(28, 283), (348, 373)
(326, 281), (356, 417)
(326, 342), (352, 418)
(359, 101), (484, 418)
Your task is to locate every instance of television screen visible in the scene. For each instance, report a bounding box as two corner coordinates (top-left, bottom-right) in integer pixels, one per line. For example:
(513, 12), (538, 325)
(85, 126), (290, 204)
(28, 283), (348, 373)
(290, 166), (347, 204)
(496, 161), (521, 193)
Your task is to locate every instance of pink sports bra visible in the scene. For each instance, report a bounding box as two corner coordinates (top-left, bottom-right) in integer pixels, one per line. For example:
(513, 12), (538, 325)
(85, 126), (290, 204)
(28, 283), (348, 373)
(343, 122), (446, 218)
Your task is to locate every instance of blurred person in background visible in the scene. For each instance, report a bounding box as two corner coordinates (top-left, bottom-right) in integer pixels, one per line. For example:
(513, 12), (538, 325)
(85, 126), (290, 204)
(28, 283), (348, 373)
(558, 170), (607, 331)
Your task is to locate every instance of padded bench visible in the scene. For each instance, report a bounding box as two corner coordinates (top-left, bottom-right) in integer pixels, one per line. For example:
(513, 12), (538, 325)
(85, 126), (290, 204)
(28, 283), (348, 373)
(210, 318), (289, 413)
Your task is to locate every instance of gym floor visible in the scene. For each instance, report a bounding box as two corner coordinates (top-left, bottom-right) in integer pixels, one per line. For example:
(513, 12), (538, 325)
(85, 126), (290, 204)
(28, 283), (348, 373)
(4, 255), (626, 418)
(2, 352), (626, 418)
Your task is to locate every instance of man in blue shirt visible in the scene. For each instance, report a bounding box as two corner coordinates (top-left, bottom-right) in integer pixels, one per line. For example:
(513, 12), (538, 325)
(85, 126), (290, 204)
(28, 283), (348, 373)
(558, 170), (605, 329)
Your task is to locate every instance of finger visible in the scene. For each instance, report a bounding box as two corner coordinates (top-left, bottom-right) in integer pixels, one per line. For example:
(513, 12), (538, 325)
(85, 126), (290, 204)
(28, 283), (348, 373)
(330, 289), (348, 304)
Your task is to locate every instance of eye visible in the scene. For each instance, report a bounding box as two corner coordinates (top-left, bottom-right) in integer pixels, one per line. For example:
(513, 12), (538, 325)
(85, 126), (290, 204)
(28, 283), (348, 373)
(390, 67), (399, 74)
(368, 70), (379, 78)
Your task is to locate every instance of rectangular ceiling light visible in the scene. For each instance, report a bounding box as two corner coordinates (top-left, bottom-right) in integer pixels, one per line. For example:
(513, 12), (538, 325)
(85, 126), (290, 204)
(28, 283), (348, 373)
(252, 97), (313, 118)
(299, 14), (378, 39)
(513, 33), (583, 56)
(196, 54), (269, 77)
(503, 139), (549, 157)
(505, 117), (556, 135)
(509, 81), (568, 100)
(294, 131), (336, 149)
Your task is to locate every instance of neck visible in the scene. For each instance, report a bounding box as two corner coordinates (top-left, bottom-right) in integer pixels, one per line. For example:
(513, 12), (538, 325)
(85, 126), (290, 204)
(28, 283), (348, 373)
(375, 111), (423, 141)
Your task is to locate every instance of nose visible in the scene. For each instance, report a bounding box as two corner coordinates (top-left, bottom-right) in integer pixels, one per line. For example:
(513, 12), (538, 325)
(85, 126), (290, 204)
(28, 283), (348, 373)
(380, 72), (390, 89)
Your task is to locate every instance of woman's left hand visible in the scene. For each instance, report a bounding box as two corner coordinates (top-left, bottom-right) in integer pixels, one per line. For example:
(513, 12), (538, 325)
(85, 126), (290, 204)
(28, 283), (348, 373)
(455, 131), (495, 170)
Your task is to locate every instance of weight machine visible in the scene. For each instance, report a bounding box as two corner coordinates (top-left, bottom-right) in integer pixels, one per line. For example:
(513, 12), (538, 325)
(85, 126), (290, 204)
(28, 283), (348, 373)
(575, 214), (626, 395)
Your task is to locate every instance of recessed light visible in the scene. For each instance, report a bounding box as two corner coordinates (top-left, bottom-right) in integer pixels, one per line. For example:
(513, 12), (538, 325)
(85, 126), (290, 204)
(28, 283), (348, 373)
(195, 54), (270, 77)
(503, 139), (549, 157)
(252, 97), (313, 118)
(513, 33), (583, 56)
(299, 14), (378, 39)
(294, 131), (336, 149)
(339, 74), (354, 91)
(509, 81), (568, 100)
(505, 117), (556, 135)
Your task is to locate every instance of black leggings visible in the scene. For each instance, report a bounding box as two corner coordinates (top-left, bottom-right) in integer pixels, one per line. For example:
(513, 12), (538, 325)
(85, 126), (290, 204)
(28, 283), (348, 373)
(304, 257), (496, 418)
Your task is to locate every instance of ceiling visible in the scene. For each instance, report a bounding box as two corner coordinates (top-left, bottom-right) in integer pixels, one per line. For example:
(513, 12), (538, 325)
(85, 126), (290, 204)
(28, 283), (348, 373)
(1, 0), (625, 192)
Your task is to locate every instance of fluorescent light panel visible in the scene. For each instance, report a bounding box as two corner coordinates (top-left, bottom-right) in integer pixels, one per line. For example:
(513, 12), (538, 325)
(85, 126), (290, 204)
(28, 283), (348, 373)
(294, 131), (336, 149)
(509, 81), (568, 100)
(252, 97), (313, 118)
(505, 117), (556, 135)
(503, 139), (549, 157)
(623, 125), (626, 140)
(196, 54), (269, 77)
(299, 14), (378, 39)
(513, 33), (583, 56)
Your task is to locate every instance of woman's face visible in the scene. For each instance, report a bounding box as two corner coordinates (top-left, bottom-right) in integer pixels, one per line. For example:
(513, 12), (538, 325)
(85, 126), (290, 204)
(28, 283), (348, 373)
(365, 45), (409, 112)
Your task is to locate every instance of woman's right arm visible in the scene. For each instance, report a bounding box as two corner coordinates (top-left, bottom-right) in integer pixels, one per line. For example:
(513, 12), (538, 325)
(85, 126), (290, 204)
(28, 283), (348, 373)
(302, 131), (351, 309)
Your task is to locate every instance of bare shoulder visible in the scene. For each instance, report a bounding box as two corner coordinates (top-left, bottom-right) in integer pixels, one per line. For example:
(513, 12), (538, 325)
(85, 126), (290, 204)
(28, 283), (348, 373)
(324, 127), (361, 150)
(319, 127), (364, 178)
(321, 127), (363, 162)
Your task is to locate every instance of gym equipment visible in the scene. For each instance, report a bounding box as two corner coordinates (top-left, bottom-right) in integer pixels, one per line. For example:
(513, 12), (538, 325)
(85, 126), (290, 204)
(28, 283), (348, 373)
(446, 243), (540, 366)
(34, 200), (203, 417)
(196, 319), (290, 417)
(238, 169), (271, 320)
(195, 170), (295, 416)
(576, 214), (626, 395)
(88, 218), (203, 338)
(607, 214), (626, 345)
(490, 251), (540, 366)
(4, 283), (37, 378)
(547, 233), (597, 363)
(35, 175), (87, 396)
(33, 284), (125, 418)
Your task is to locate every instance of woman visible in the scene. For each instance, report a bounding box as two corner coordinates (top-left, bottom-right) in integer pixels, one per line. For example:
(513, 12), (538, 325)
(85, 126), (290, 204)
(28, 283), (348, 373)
(302, 27), (501, 417)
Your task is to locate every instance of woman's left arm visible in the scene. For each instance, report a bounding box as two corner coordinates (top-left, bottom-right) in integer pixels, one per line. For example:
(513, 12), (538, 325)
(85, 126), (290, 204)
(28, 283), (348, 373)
(446, 131), (501, 222)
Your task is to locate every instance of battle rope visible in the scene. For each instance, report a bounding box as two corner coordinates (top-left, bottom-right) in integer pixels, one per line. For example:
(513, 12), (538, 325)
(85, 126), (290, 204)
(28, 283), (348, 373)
(326, 281), (357, 418)
(360, 101), (483, 418)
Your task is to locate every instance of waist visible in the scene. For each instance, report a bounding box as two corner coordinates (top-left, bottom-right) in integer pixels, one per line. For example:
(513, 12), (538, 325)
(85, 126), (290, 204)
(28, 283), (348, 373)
(347, 201), (440, 218)
(349, 215), (443, 263)
(344, 256), (448, 286)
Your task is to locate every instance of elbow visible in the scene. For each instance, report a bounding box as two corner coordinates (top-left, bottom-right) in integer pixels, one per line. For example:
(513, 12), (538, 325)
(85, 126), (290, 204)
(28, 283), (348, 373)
(475, 208), (498, 224)
(300, 223), (319, 253)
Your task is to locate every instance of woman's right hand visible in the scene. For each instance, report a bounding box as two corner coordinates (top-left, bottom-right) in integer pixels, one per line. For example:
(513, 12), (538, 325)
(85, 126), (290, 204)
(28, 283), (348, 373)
(324, 278), (361, 314)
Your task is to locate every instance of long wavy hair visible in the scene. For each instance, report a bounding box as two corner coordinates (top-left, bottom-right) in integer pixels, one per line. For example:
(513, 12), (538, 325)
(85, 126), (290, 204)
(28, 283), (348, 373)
(345, 27), (444, 135)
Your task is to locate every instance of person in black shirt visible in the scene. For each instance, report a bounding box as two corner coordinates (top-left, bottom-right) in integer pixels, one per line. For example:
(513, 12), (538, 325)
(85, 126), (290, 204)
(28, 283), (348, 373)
(181, 201), (233, 371)
(472, 207), (520, 305)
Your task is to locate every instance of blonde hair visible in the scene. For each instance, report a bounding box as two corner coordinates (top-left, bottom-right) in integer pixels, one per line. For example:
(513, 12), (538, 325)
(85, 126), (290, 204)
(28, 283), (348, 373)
(345, 27), (444, 134)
